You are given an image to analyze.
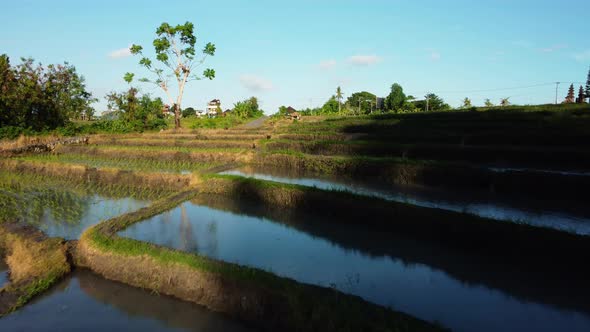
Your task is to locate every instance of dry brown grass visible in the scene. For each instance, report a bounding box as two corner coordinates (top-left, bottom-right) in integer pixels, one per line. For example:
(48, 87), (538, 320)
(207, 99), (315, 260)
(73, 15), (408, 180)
(0, 159), (202, 192)
(0, 223), (71, 315)
(5, 236), (69, 283)
(0, 134), (61, 151)
(54, 145), (255, 164)
(89, 137), (257, 149)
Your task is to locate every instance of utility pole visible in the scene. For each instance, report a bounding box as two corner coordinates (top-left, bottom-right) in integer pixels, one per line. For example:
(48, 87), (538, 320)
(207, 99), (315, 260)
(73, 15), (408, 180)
(555, 82), (560, 105)
(358, 99), (362, 115)
(426, 95), (430, 112)
(366, 99), (374, 114)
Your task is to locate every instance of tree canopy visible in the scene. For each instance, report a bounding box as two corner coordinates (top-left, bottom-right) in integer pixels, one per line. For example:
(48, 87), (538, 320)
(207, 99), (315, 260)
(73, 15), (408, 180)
(105, 88), (165, 131)
(232, 97), (263, 119)
(346, 91), (377, 114)
(129, 21), (216, 128)
(412, 93), (450, 111)
(320, 96), (339, 114)
(384, 83), (406, 111)
(0, 55), (95, 138)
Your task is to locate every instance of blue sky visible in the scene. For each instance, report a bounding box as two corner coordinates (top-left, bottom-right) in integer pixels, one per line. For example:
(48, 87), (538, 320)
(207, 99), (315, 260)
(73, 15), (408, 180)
(1, 0), (588, 114)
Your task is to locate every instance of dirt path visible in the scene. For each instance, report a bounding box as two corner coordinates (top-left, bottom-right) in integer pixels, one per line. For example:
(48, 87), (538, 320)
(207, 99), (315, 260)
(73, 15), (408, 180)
(239, 116), (268, 129)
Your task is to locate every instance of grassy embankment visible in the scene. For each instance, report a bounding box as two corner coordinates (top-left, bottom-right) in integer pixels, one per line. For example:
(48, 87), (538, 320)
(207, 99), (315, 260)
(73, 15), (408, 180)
(0, 222), (70, 315)
(253, 106), (590, 201)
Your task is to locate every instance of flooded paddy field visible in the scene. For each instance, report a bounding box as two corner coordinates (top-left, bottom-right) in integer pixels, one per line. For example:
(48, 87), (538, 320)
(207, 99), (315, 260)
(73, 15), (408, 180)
(119, 197), (590, 332)
(221, 165), (590, 234)
(2, 109), (590, 331)
(0, 269), (254, 332)
(0, 173), (149, 239)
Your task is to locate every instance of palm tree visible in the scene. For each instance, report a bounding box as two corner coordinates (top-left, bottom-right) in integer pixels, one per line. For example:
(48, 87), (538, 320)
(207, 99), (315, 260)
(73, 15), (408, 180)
(500, 97), (510, 107)
(336, 86), (343, 114)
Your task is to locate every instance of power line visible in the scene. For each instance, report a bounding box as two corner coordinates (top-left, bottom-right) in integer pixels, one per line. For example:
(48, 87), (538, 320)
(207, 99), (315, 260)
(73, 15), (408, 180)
(411, 82), (586, 95)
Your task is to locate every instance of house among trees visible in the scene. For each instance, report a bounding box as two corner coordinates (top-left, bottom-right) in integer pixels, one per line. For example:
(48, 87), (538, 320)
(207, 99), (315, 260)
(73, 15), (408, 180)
(206, 99), (221, 118)
(162, 104), (175, 117)
(285, 106), (301, 120)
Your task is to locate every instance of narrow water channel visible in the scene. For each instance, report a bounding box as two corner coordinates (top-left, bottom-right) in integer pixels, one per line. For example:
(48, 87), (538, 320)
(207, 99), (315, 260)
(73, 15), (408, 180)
(0, 269), (255, 332)
(119, 199), (590, 332)
(220, 166), (590, 234)
(0, 259), (7, 287)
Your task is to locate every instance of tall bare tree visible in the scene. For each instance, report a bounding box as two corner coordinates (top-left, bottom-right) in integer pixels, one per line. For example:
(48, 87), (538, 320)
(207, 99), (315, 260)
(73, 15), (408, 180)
(129, 22), (216, 128)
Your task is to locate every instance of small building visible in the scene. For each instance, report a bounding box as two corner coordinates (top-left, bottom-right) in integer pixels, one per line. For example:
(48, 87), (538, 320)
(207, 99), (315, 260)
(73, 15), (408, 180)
(162, 104), (175, 117)
(206, 99), (221, 118)
(222, 109), (232, 117)
(285, 106), (301, 120)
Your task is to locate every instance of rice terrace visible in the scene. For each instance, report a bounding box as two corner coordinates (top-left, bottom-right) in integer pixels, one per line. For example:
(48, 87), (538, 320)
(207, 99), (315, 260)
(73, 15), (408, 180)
(1, 2), (590, 332)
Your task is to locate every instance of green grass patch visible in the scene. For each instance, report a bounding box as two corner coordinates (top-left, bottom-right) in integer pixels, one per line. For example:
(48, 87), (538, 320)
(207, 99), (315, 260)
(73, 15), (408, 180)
(15, 154), (224, 174)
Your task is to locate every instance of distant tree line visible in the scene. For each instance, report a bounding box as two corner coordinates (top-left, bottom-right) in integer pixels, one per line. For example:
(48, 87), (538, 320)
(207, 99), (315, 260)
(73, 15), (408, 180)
(0, 54), (96, 138)
(278, 83), (453, 117)
(278, 67), (590, 117)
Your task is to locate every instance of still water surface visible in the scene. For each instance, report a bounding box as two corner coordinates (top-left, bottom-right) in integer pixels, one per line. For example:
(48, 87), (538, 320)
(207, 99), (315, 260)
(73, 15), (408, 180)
(120, 199), (590, 332)
(0, 269), (254, 332)
(220, 166), (590, 234)
(0, 187), (147, 239)
(0, 259), (7, 287)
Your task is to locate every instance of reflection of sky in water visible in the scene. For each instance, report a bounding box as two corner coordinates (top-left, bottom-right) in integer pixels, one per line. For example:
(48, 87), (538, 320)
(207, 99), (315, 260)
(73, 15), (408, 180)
(0, 259), (7, 287)
(489, 167), (590, 177)
(220, 168), (590, 235)
(0, 270), (252, 332)
(0, 188), (149, 240)
(37, 195), (148, 239)
(121, 202), (590, 332)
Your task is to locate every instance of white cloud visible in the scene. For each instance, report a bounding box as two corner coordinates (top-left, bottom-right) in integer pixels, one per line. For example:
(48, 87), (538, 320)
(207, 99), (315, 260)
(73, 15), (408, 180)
(430, 52), (441, 61)
(511, 40), (532, 48)
(318, 59), (337, 70)
(108, 46), (132, 59)
(573, 50), (590, 61)
(539, 44), (567, 53)
(239, 74), (273, 92)
(347, 55), (382, 66)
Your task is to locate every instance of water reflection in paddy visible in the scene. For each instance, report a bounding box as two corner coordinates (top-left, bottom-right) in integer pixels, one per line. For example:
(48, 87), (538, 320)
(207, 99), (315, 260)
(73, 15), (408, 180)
(0, 269), (254, 332)
(0, 259), (7, 287)
(0, 187), (148, 239)
(120, 198), (590, 332)
(220, 166), (590, 234)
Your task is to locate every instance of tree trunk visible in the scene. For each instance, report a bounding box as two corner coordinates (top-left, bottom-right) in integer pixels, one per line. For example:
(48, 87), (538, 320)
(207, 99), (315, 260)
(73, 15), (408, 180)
(174, 104), (181, 129)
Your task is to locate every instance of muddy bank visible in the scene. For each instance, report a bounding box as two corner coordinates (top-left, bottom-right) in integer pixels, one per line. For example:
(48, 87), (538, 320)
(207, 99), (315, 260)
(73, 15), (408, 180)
(75, 191), (445, 332)
(0, 136), (88, 157)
